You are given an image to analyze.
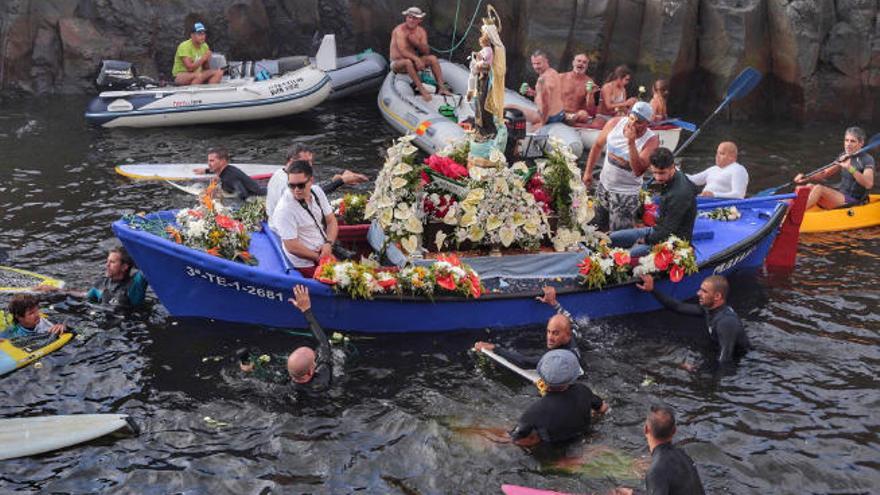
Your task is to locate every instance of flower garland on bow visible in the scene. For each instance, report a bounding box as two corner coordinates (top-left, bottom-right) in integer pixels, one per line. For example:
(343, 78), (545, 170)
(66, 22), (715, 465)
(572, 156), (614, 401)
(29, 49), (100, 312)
(536, 138), (598, 251)
(699, 206), (741, 222)
(314, 254), (483, 300)
(577, 235), (698, 289)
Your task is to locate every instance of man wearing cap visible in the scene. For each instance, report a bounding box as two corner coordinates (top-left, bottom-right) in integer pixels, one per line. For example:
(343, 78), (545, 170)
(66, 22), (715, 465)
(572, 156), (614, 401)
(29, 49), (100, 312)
(509, 349), (609, 447)
(609, 147), (696, 257)
(172, 22), (223, 86)
(584, 101), (660, 232)
(390, 7), (451, 102)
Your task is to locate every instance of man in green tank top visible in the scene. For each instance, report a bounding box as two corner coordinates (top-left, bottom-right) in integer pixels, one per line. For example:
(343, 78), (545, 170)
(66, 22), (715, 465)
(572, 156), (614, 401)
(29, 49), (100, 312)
(172, 22), (223, 86)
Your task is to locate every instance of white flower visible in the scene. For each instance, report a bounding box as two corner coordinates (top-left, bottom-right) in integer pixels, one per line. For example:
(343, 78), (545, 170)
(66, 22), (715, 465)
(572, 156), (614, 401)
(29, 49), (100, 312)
(401, 235), (419, 254)
(394, 203), (413, 220)
(393, 161), (413, 176)
(599, 257), (614, 275)
(499, 226), (515, 247)
(405, 216), (424, 234)
(467, 225), (485, 242)
(391, 177), (408, 190)
(486, 214), (503, 231)
(442, 207), (459, 225)
(489, 147), (507, 165)
(434, 230), (447, 251)
(380, 208), (393, 228)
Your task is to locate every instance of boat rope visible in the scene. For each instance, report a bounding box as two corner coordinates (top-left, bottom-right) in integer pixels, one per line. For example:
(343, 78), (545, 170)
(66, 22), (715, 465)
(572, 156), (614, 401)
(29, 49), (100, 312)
(429, 0), (485, 57)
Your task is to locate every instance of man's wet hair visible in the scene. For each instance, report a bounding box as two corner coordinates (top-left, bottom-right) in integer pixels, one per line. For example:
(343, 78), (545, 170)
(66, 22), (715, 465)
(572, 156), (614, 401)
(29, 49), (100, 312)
(648, 404), (676, 441)
(8, 294), (39, 319)
(208, 147), (230, 161)
(845, 126), (866, 143)
(704, 275), (729, 300)
(650, 147), (675, 169)
(110, 246), (135, 273)
(287, 160), (314, 177)
(531, 50), (550, 62)
(286, 143), (314, 162)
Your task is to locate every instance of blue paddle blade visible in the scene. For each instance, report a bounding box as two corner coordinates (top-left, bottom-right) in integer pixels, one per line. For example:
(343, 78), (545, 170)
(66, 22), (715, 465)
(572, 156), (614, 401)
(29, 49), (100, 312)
(726, 67), (762, 101)
(668, 119), (697, 132)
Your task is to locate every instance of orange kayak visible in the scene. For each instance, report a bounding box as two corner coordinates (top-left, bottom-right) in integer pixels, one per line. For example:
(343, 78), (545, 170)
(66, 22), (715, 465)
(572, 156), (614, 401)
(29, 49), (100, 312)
(800, 194), (880, 233)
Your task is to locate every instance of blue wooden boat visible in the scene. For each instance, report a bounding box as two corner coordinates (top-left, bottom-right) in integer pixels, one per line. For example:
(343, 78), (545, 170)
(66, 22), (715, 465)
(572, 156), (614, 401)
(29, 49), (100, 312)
(112, 196), (791, 333)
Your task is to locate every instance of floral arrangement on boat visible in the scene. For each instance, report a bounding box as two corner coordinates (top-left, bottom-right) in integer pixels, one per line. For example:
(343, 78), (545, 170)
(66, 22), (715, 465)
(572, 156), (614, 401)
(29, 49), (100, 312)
(699, 206), (741, 222)
(166, 181), (258, 264)
(577, 235), (697, 289)
(332, 193), (370, 225)
(314, 253), (482, 300)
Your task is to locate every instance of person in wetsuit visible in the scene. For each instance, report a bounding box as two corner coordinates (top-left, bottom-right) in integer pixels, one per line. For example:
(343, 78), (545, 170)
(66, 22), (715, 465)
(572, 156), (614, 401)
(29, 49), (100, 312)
(509, 349), (608, 447)
(473, 286), (581, 369)
(196, 147), (266, 200)
(637, 274), (749, 367)
(37, 246), (148, 309)
(1, 294), (65, 339)
(643, 404), (705, 494)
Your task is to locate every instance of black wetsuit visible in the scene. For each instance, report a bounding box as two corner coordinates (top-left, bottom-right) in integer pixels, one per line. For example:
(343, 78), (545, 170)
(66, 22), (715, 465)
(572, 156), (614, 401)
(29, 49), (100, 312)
(318, 177), (344, 195)
(510, 383), (604, 444)
(291, 309), (332, 396)
(219, 165), (267, 200)
(493, 304), (583, 369)
(645, 442), (706, 495)
(646, 170), (697, 244)
(651, 289), (749, 364)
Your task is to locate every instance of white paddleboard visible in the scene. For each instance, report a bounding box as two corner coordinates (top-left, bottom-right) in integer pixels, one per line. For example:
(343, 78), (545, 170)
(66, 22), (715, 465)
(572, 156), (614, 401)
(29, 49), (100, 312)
(164, 180), (237, 198)
(0, 414), (131, 460)
(116, 163), (281, 181)
(480, 348), (540, 383)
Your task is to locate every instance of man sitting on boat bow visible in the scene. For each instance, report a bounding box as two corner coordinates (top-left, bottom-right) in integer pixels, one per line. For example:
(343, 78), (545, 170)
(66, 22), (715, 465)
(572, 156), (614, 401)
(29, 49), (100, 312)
(390, 7), (452, 102)
(269, 161), (338, 278)
(172, 22), (223, 86)
(474, 286), (582, 370)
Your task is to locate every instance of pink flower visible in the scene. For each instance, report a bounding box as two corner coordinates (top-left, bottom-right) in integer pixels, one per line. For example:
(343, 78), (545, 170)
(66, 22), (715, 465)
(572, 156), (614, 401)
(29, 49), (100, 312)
(654, 249), (673, 271)
(669, 264), (685, 283)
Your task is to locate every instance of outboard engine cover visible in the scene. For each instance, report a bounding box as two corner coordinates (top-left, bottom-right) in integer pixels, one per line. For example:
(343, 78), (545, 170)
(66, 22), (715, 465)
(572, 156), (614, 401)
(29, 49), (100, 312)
(504, 107), (527, 159)
(95, 60), (136, 91)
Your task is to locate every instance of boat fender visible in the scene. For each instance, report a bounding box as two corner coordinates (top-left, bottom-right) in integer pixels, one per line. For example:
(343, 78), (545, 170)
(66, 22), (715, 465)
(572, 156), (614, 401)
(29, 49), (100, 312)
(107, 99), (134, 112)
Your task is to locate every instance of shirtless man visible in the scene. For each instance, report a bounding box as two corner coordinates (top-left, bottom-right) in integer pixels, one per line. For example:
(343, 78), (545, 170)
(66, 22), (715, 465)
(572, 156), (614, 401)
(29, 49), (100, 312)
(390, 6), (450, 102)
(559, 53), (599, 125)
(514, 50), (565, 128)
(597, 65), (638, 119)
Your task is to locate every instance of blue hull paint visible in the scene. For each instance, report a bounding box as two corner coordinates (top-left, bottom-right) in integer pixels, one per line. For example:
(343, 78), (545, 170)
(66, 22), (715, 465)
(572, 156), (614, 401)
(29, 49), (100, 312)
(112, 202), (788, 333)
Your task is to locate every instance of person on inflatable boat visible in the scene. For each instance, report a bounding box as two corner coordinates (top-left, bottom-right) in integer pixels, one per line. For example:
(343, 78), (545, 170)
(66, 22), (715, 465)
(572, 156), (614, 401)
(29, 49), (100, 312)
(1, 295), (65, 339)
(596, 65), (639, 121)
(510, 50), (565, 129)
(794, 126), (875, 209)
(558, 53), (599, 126)
(172, 22), (223, 86)
(390, 7), (452, 102)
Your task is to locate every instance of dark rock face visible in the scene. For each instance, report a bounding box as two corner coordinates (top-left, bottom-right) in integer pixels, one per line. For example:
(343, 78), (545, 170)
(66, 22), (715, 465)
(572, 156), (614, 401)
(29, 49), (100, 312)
(0, 0), (877, 122)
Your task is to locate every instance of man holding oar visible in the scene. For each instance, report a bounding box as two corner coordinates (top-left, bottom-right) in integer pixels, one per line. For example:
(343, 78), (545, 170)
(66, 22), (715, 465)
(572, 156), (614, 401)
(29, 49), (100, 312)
(794, 127), (875, 209)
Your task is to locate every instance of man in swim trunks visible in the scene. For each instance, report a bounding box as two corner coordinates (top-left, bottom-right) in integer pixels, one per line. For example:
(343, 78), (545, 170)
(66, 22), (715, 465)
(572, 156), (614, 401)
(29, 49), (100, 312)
(390, 7), (451, 102)
(687, 141), (749, 199)
(596, 65), (638, 120)
(794, 126), (875, 209)
(637, 274), (749, 368)
(559, 53), (599, 125)
(266, 144), (369, 219)
(609, 147), (697, 256)
(584, 101), (660, 231)
(36, 246), (148, 309)
(509, 350), (608, 447)
(473, 286), (581, 369)
(649, 78), (669, 122)
(196, 147), (266, 201)
(617, 404), (705, 494)
(1, 294), (65, 339)
(172, 22), (223, 86)
(514, 50), (565, 128)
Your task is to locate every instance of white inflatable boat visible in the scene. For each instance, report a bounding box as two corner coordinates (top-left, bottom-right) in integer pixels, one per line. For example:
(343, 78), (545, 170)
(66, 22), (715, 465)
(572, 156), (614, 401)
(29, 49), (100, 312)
(377, 60), (584, 157)
(575, 121), (682, 151)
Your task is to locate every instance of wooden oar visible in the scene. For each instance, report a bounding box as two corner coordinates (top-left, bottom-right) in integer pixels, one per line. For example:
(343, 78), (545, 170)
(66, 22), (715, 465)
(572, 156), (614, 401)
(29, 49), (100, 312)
(673, 67), (763, 157)
(755, 133), (880, 197)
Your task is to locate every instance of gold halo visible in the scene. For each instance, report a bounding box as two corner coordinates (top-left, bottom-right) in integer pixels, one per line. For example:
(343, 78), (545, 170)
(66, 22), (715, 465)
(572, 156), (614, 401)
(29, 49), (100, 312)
(485, 5), (501, 33)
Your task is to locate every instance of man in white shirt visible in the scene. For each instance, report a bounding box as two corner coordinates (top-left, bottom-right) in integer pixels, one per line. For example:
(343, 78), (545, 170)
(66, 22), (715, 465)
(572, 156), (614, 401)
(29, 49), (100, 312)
(266, 144), (368, 220)
(687, 141), (749, 199)
(269, 161), (338, 278)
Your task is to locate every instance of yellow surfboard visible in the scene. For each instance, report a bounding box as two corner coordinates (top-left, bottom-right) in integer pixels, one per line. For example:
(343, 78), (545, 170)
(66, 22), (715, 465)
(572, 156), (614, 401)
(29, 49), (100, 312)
(0, 331), (73, 376)
(0, 266), (65, 293)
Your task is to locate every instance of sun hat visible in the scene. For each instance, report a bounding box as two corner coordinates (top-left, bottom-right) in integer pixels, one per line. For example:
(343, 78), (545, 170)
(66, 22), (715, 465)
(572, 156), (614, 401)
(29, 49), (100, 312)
(630, 101), (653, 122)
(402, 6), (426, 18)
(537, 349), (581, 388)
(193, 22), (206, 33)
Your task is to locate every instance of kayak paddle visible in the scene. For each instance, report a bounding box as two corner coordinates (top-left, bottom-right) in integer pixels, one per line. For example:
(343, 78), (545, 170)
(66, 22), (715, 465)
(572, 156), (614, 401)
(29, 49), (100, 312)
(655, 118), (697, 133)
(673, 67), (763, 157)
(755, 132), (880, 197)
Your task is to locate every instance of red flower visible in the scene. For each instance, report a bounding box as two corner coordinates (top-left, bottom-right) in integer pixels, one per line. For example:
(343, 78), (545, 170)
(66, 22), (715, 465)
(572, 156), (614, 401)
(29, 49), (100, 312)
(425, 155), (467, 180)
(577, 258), (592, 276)
(654, 249), (673, 271)
(669, 264), (685, 283)
(613, 250), (631, 267)
(420, 170), (431, 186)
(436, 274), (456, 290)
(468, 273), (482, 298)
(438, 253), (461, 266)
(378, 277), (397, 290)
(188, 209), (204, 218)
(642, 203), (658, 227)
(215, 215), (236, 230)
(338, 201), (347, 216)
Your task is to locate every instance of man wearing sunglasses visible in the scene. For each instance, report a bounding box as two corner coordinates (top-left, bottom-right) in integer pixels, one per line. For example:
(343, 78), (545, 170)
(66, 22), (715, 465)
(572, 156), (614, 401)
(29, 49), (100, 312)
(269, 161), (338, 277)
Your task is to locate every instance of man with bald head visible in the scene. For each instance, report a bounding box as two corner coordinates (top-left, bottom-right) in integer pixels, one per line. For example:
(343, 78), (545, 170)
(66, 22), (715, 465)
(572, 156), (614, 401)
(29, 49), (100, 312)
(286, 284), (332, 394)
(474, 286), (581, 369)
(687, 141), (749, 199)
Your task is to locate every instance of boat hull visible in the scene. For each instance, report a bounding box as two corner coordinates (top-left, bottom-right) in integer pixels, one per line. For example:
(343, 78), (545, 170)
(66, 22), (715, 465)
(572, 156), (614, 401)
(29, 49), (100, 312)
(85, 66), (331, 128)
(800, 194), (880, 233)
(323, 51), (388, 101)
(377, 60), (584, 157)
(576, 124), (682, 151)
(113, 200), (787, 333)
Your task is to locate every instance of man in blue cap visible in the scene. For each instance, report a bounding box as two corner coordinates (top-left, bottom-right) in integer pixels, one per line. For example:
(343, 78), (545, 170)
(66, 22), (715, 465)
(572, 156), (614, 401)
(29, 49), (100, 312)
(172, 22), (223, 85)
(509, 349), (608, 447)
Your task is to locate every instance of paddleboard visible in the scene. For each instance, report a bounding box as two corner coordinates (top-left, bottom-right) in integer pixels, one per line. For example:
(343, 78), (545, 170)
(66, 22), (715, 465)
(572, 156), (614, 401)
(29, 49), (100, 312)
(164, 180), (237, 198)
(0, 266), (65, 294)
(480, 348), (540, 383)
(115, 163), (281, 181)
(0, 414), (131, 460)
(0, 331), (74, 376)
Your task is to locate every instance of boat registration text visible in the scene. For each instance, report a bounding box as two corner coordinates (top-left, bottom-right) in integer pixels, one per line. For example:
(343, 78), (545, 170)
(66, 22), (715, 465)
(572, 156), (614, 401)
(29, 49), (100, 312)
(184, 266), (285, 301)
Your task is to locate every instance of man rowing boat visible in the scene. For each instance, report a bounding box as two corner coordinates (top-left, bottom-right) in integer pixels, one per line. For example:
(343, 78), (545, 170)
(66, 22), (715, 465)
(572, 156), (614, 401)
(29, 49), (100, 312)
(794, 126), (875, 209)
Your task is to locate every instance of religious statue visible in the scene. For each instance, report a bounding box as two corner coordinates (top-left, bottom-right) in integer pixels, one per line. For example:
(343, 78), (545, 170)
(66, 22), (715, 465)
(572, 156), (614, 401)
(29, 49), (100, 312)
(466, 5), (508, 168)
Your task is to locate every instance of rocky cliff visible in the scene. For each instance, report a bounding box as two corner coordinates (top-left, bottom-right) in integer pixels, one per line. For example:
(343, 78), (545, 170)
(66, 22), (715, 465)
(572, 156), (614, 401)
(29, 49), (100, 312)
(1, 0), (878, 122)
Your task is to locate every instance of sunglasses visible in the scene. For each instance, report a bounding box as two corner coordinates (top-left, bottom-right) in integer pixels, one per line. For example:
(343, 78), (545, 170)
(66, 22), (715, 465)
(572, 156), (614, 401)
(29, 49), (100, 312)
(288, 180), (310, 190)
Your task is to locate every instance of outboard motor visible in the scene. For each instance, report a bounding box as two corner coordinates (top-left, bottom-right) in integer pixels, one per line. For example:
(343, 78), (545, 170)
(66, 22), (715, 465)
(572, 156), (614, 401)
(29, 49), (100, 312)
(503, 107), (527, 160)
(95, 60), (137, 91)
